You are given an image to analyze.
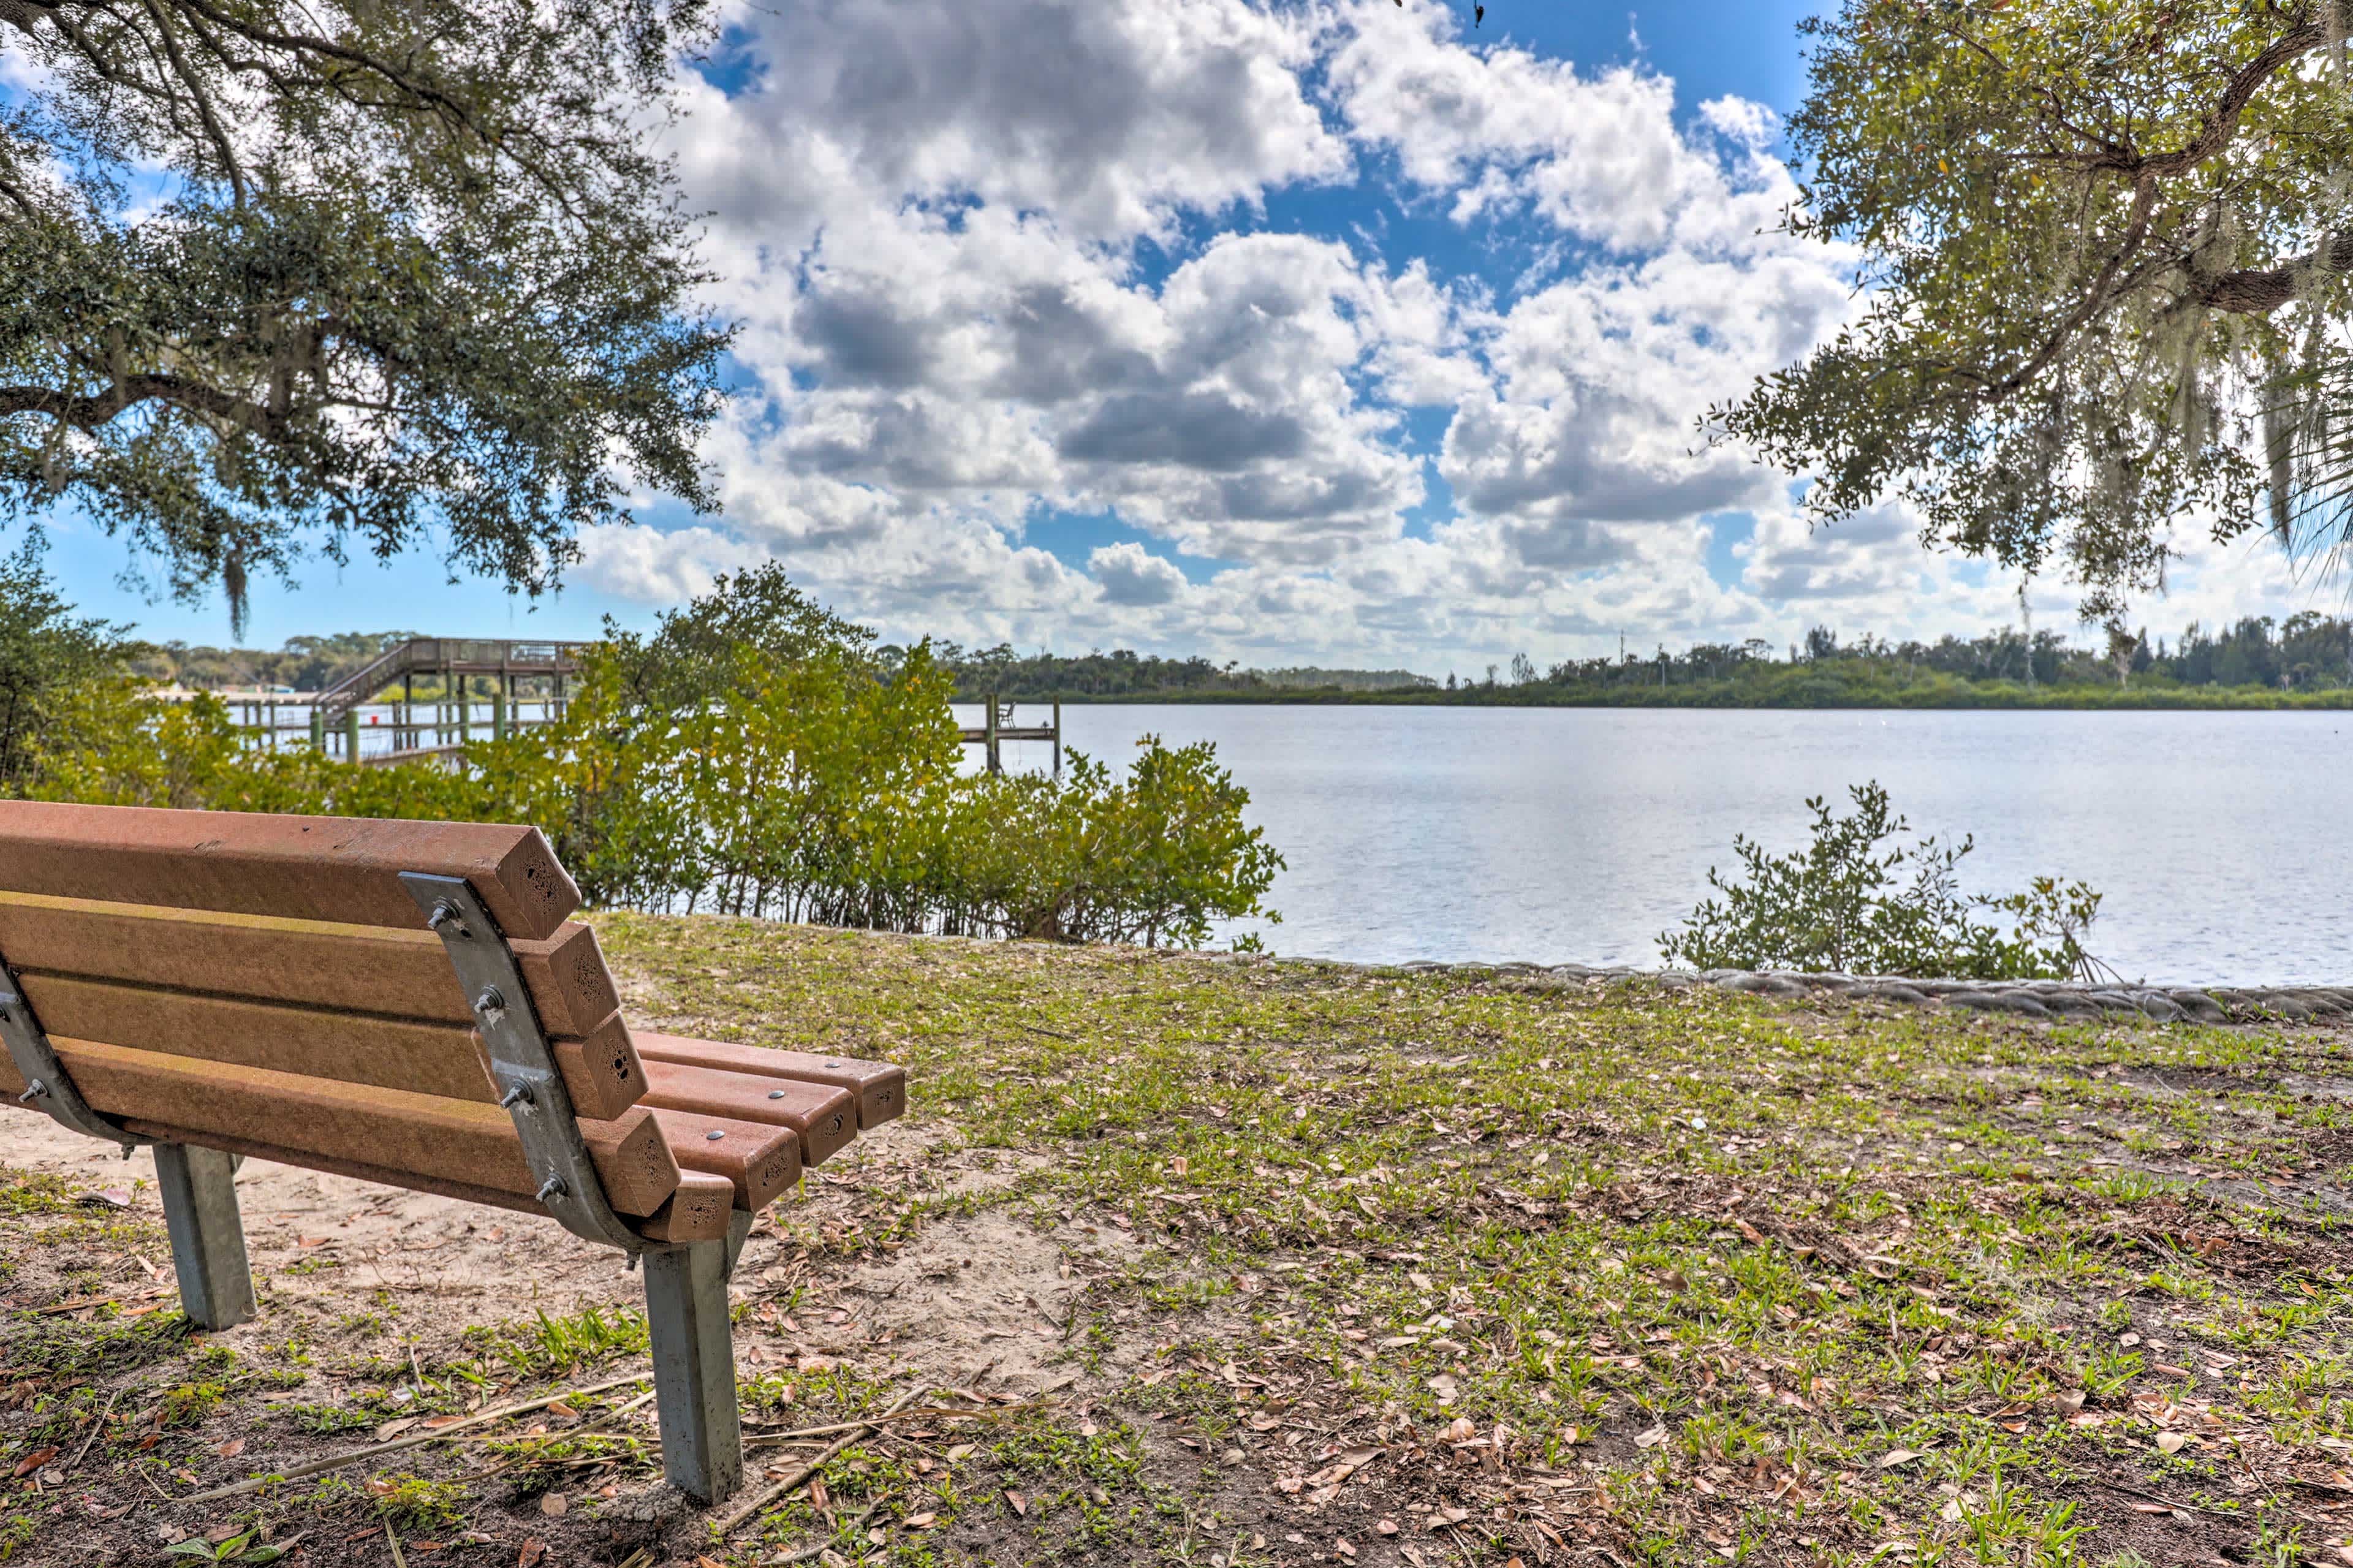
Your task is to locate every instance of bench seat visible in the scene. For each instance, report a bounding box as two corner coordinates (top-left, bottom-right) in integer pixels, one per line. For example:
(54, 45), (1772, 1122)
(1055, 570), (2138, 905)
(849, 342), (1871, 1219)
(0, 801), (906, 1503)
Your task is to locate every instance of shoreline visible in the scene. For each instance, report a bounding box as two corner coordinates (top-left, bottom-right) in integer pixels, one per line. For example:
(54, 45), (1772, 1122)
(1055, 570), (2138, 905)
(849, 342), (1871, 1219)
(956, 688), (2353, 711)
(1222, 948), (2351, 1025)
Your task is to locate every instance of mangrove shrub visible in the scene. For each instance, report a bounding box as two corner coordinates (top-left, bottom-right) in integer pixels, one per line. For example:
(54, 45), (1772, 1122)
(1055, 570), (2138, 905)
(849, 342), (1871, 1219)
(28, 610), (1284, 950)
(1659, 782), (2105, 981)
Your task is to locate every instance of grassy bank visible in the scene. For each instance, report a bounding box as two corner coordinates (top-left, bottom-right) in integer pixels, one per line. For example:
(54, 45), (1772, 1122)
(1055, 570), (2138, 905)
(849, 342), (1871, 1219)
(7, 923), (2353, 1566)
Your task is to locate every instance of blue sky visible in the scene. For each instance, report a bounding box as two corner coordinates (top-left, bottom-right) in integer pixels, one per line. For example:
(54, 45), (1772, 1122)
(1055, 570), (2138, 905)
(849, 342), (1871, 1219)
(12, 0), (2311, 665)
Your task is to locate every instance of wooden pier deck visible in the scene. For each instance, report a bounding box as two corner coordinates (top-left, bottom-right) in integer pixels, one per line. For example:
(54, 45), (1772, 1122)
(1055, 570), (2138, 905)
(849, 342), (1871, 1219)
(222, 651), (1063, 775)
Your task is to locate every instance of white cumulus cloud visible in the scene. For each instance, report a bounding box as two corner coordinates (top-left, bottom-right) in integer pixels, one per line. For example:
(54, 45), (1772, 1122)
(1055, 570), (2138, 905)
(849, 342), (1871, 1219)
(586, 0), (2264, 672)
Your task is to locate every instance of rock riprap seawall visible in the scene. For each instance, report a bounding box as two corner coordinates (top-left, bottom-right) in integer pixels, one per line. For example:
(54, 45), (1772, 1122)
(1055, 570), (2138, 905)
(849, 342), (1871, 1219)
(1232, 953), (2353, 1026)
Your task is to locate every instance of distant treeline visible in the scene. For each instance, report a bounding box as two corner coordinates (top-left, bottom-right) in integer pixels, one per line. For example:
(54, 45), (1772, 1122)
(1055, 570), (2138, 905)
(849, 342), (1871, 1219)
(131, 631), (417, 692)
(926, 644), (1435, 700)
(1469, 615), (2353, 707)
(129, 612), (2353, 709)
(933, 615), (2353, 707)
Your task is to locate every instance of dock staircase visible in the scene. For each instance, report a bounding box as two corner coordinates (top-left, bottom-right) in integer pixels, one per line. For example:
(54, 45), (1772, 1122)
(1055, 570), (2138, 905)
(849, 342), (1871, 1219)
(315, 638), (594, 722)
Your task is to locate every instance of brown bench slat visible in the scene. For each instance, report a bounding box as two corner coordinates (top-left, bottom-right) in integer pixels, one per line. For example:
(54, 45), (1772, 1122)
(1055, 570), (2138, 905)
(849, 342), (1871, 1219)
(648, 1107), (803, 1211)
(15, 972), (493, 1101)
(7, 975), (646, 1123)
(0, 893), (621, 1036)
(637, 1170), (737, 1243)
(638, 1059), (858, 1165)
(548, 1014), (650, 1123)
(0, 803), (578, 939)
(115, 1122), (548, 1217)
(634, 1033), (905, 1130)
(0, 1042), (680, 1216)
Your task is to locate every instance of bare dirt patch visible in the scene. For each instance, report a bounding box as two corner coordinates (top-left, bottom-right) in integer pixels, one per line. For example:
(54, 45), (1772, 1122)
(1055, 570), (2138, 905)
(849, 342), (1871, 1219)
(0, 1116), (629, 1330)
(843, 1210), (1139, 1394)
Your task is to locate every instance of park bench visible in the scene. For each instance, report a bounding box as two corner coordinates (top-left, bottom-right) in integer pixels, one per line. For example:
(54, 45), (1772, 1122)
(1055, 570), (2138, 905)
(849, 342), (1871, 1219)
(0, 801), (904, 1504)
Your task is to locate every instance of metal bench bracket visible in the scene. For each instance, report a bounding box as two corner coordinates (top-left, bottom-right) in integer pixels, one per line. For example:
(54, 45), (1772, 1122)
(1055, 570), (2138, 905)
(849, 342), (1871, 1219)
(402, 873), (640, 1255)
(0, 950), (138, 1150)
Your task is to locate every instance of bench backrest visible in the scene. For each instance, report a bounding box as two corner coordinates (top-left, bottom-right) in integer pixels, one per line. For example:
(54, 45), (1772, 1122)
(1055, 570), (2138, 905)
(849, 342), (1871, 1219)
(0, 801), (673, 1221)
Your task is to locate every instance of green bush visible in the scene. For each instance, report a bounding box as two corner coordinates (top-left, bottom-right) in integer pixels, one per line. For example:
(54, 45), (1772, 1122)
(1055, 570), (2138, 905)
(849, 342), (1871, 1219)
(22, 567), (1283, 949)
(1659, 782), (2105, 980)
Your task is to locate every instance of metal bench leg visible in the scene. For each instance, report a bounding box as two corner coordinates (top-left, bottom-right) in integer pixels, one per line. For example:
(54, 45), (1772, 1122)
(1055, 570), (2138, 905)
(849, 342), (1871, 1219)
(642, 1235), (743, 1502)
(153, 1144), (257, 1330)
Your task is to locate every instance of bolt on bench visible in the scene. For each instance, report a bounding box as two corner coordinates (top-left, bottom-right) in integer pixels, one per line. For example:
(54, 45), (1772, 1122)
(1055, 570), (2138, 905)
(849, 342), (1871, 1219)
(0, 801), (904, 1504)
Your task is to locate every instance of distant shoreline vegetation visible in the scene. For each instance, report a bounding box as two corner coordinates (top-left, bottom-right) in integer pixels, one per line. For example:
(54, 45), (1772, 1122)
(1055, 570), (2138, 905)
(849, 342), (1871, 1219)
(927, 615), (2353, 710)
(131, 613), (2353, 710)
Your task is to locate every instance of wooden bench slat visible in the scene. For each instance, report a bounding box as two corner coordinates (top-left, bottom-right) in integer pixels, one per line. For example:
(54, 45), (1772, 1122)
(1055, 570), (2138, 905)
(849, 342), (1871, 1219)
(634, 1033), (905, 1130)
(7, 975), (646, 1122)
(0, 893), (621, 1036)
(114, 1121), (548, 1217)
(548, 1013), (651, 1123)
(15, 972), (494, 1101)
(0, 1042), (679, 1216)
(638, 1060), (858, 1165)
(647, 1108), (803, 1211)
(637, 1170), (737, 1243)
(0, 802), (578, 939)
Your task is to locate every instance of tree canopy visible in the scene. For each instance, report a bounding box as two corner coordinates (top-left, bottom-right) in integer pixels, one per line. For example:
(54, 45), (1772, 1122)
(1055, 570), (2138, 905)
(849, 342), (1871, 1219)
(0, 0), (730, 631)
(0, 534), (134, 791)
(1718, 0), (2353, 624)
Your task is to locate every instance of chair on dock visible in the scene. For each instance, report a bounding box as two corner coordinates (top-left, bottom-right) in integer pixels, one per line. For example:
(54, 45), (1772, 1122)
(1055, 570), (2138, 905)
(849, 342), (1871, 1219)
(0, 801), (904, 1504)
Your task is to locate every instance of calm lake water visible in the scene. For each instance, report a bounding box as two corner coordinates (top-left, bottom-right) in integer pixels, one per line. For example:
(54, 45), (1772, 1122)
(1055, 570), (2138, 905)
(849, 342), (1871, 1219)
(970, 705), (2353, 987)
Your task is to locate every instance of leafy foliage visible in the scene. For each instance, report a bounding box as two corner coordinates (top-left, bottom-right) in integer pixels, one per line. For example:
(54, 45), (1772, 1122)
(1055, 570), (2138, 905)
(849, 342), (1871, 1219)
(0, 533), (135, 791)
(163, 1533), (282, 1566)
(22, 567), (1284, 949)
(128, 632), (425, 695)
(1660, 782), (2105, 980)
(0, 0), (729, 630)
(1718, 1), (2353, 622)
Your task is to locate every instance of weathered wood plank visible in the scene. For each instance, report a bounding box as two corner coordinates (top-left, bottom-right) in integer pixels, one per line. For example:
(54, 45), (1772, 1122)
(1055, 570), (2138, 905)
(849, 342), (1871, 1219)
(114, 1123), (547, 1216)
(0, 802), (577, 939)
(0, 1042), (678, 1216)
(15, 972), (495, 1101)
(633, 1033), (906, 1130)
(647, 1108), (803, 1211)
(549, 1014), (650, 1123)
(637, 1060), (858, 1165)
(637, 1170), (737, 1243)
(7, 975), (644, 1121)
(0, 893), (620, 1035)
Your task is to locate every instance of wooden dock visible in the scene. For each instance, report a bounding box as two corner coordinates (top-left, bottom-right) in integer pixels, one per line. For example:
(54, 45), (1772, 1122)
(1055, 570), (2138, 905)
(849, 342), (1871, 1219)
(962, 699), (1062, 776)
(219, 637), (589, 762)
(220, 651), (1063, 775)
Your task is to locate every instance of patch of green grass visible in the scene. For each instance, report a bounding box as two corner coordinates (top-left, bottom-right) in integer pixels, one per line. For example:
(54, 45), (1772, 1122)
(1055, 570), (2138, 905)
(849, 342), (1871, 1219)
(157, 1379), (230, 1426)
(464, 1303), (649, 1377)
(367, 1474), (470, 1533)
(592, 915), (2353, 1563)
(15, 918), (2353, 1565)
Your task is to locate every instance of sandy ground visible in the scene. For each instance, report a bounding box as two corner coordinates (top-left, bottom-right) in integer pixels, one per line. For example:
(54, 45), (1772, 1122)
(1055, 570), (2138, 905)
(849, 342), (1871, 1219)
(3, 1114), (630, 1326)
(0, 1107), (1153, 1566)
(0, 1114), (1118, 1388)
